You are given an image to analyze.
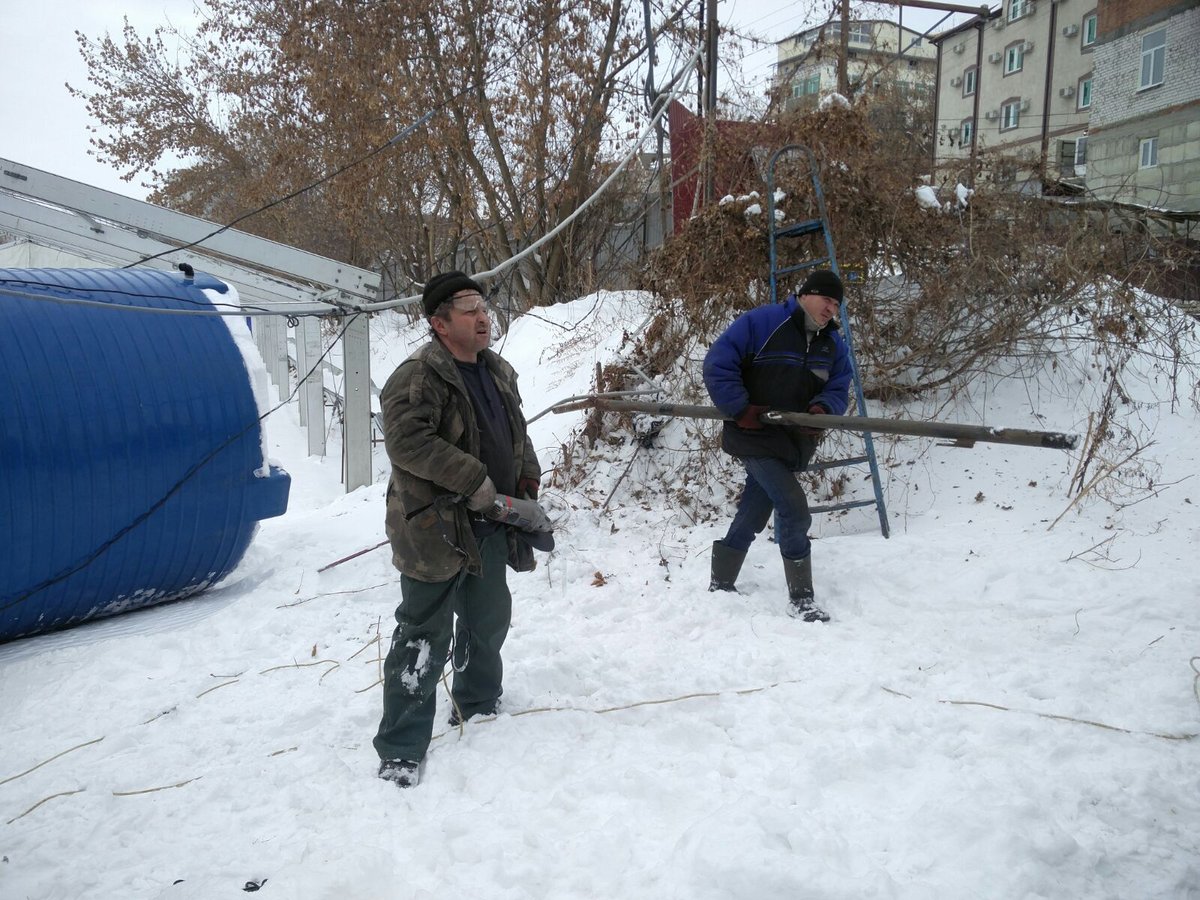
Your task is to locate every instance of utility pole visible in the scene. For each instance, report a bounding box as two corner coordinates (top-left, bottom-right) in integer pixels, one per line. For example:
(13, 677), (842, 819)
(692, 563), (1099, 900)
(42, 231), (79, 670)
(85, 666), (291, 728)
(837, 0), (851, 95)
(703, 0), (719, 206)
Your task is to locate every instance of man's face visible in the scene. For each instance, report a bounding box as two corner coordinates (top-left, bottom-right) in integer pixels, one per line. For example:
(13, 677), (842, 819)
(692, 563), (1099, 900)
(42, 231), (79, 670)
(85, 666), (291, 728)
(432, 289), (491, 360)
(798, 292), (840, 327)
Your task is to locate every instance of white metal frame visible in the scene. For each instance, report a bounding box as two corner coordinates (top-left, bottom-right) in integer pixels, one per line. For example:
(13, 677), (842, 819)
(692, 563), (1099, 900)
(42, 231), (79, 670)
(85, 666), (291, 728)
(0, 157), (378, 491)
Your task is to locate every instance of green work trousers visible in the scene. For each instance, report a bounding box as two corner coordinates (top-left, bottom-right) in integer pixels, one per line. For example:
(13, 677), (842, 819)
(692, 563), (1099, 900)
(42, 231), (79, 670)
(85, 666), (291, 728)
(373, 529), (512, 762)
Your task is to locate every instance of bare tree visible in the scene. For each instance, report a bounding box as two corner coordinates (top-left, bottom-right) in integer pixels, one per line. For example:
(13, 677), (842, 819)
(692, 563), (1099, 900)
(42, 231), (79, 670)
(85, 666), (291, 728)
(70, 0), (660, 306)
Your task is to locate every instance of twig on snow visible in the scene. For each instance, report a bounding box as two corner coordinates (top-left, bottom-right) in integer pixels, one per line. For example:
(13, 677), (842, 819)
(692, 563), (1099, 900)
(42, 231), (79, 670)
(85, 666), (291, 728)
(0, 737), (104, 787)
(6, 789), (86, 825)
(885, 687), (1196, 741)
(277, 582), (391, 609)
(196, 680), (240, 699)
(259, 660), (340, 677)
(112, 777), (201, 797)
(347, 633), (381, 661)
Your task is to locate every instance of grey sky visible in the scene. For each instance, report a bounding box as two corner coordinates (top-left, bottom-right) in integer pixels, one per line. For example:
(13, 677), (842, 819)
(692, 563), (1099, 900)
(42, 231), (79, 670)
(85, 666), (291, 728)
(1, 0), (200, 199)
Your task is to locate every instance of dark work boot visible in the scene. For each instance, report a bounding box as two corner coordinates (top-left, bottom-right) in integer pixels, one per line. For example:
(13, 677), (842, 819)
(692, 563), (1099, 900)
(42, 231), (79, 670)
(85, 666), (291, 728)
(448, 702), (499, 727)
(709, 541), (747, 592)
(782, 554), (830, 622)
(378, 758), (420, 788)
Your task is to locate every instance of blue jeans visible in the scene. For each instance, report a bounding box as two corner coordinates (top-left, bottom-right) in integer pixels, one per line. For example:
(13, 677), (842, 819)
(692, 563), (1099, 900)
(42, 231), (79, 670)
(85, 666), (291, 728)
(722, 456), (812, 560)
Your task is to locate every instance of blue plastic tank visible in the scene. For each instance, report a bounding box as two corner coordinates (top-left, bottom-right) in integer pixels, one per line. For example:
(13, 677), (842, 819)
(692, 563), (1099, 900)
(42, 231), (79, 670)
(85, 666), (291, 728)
(0, 267), (291, 641)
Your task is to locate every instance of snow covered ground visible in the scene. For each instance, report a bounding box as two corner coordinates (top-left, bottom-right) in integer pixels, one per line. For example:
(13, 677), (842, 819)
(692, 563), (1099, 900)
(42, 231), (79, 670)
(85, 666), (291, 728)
(3, 292), (1199, 899)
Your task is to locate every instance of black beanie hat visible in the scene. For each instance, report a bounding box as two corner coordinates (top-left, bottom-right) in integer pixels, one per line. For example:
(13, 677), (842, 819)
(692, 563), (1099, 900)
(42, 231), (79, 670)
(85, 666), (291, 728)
(797, 269), (844, 304)
(422, 271), (484, 316)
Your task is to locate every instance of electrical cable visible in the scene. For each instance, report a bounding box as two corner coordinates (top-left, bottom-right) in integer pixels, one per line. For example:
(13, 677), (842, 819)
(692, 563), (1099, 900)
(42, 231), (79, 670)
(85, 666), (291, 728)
(123, 111), (438, 270)
(367, 43), (705, 312)
(0, 284), (339, 318)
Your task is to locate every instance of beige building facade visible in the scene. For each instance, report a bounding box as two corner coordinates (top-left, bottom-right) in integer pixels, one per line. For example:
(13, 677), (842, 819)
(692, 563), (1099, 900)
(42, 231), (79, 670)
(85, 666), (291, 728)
(934, 1), (1097, 189)
(932, 0), (1199, 215)
(775, 19), (938, 110)
(1086, 0), (1200, 213)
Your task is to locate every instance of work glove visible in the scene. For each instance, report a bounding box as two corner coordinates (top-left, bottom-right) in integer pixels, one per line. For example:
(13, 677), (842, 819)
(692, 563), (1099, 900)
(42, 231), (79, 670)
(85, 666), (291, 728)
(486, 494), (554, 533)
(466, 476), (497, 512)
(735, 404), (768, 430)
(799, 404), (829, 436)
(517, 476), (540, 500)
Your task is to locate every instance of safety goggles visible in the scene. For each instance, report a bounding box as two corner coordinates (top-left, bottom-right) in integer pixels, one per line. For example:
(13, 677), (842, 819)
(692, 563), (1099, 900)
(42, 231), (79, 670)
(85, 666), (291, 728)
(449, 293), (489, 314)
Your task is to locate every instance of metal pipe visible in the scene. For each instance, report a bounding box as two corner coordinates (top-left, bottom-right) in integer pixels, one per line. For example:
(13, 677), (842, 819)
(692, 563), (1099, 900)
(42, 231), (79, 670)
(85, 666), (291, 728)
(550, 397), (1078, 451)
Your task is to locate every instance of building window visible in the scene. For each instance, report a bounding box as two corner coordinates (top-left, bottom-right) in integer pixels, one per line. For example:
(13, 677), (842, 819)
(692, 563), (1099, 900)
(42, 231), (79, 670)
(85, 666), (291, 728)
(1009, 0), (1030, 22)
(791, 74), (821, 98)
(827, 22), (873, 45)
(1083, 13), (1098, 48)
(961, 118), (974, 145)
(1139, 137), (1158, 168)
(1075, 136), (1088, 167)
(1140, 29), (1166, 89)
(1005, 42), (1025, 75)
(1001, 98), (1021, 131)
(964, 66), (978, 97)
(1078, 76), (1092, 109)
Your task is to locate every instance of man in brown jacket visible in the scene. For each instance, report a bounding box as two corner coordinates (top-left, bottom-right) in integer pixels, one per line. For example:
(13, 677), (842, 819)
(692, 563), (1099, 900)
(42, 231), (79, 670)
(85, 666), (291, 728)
(373, 271), (545, 788)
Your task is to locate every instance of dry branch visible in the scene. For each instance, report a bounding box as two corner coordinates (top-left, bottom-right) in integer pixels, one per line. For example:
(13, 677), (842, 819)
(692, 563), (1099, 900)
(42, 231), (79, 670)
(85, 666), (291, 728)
(112, 777), (202, 797)
(6, 789), (86, 825)
(0, 737), (104, 787)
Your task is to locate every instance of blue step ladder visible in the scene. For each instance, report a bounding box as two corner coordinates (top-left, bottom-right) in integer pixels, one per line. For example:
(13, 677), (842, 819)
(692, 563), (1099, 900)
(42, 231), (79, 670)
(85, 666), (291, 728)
(765, 144), (890, 538)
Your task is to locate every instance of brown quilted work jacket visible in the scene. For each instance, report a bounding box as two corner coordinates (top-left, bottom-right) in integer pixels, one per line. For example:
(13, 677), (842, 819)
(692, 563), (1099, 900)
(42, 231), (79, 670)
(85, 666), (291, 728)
(381, 338), (541, 582)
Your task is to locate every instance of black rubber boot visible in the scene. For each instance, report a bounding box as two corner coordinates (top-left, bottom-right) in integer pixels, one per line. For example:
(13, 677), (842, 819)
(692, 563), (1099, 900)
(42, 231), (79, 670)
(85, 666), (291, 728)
(709, 541), (747, 592)
(782, 554), (829, 622)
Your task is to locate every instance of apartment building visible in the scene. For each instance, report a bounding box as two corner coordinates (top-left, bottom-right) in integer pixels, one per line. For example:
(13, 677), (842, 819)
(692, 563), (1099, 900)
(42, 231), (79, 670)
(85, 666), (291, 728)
(934, 1), (1095, 190)
(933, 0), (1198, 214)
(775, 19), (937, 110)
(1086, 0), (1200, 214)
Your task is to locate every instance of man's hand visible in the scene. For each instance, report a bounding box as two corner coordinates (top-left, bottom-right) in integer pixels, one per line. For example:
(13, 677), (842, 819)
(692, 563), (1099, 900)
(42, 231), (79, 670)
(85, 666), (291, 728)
(517, 476), (540, 500)
(799, 404), (829, 436)
(466, 476), (497, 512)
(735, 404), (768, 430)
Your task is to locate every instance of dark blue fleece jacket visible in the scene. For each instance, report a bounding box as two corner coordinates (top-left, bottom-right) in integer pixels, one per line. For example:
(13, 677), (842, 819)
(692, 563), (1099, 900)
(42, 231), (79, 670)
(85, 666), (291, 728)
(703, 295), (853, 467)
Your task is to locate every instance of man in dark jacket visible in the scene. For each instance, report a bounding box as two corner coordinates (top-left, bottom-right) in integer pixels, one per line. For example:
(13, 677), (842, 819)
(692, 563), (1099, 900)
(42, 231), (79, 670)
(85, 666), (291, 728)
(702, 269), (852, 622)
(373, 271), (546, 788)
